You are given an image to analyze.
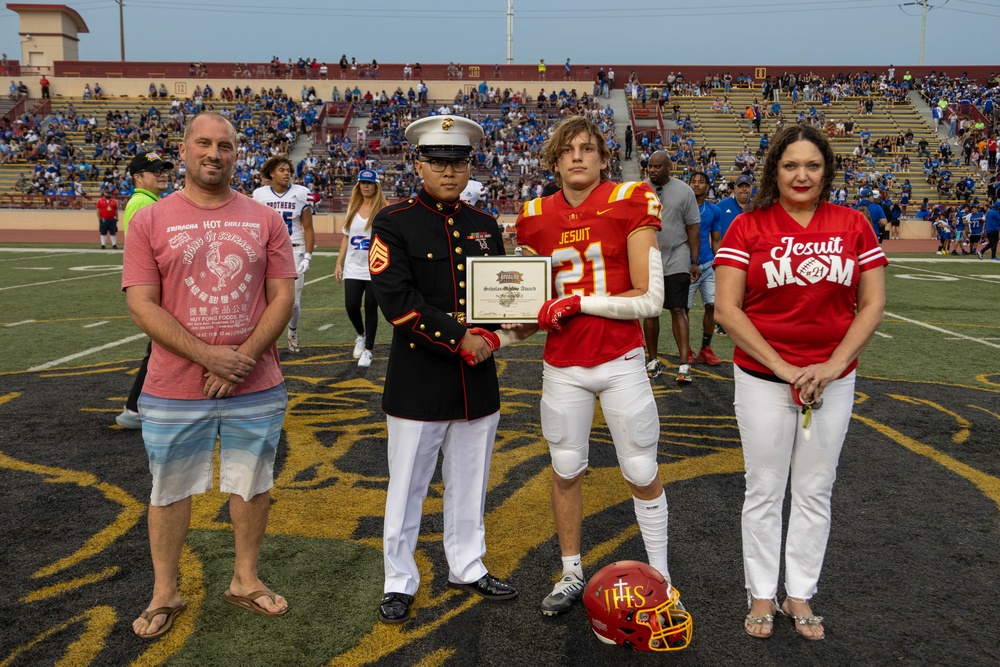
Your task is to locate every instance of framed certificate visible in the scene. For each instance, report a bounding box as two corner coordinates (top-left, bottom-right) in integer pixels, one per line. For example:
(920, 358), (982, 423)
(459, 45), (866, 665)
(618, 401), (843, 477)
(466, 256), (552, 324)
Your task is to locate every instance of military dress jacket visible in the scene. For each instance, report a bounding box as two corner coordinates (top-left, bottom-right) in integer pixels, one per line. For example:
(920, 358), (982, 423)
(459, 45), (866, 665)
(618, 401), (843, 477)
(369, 188), (506, 421)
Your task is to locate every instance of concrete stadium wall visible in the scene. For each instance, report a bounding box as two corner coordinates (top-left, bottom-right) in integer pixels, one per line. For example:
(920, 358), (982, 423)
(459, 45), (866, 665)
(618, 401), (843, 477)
(23, 78), (552, 102)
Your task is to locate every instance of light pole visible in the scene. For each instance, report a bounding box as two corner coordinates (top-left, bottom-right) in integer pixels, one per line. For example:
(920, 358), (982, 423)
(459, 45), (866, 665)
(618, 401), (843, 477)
(506, 0), (513, 65)
(117, 0), (125, 62)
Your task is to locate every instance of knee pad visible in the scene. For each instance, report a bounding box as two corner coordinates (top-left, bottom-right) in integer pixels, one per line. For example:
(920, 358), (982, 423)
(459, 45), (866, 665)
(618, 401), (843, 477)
(616, 398), (660, 486)
(541, 394), (588, 479)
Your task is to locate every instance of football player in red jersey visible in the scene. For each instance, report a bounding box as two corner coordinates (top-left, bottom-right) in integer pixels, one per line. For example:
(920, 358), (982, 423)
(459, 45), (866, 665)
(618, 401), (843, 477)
(515, 116), (679, 617)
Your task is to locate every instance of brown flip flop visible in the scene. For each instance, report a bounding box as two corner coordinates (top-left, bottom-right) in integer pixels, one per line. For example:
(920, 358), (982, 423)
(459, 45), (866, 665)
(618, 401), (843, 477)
(223, 588), (288, 617)
(134, 601), (186, 639)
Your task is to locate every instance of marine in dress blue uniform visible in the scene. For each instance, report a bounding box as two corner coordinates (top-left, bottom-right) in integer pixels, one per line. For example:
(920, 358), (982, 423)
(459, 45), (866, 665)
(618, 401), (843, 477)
(370, 115), (517, 624)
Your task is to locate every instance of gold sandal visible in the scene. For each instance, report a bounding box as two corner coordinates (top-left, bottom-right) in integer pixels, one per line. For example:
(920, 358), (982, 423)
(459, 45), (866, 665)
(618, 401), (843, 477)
(782, 597), (825, 641)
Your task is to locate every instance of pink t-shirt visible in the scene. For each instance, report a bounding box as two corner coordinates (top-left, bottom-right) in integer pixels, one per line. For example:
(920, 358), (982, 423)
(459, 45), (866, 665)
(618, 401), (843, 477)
(122, 191), (297, 399)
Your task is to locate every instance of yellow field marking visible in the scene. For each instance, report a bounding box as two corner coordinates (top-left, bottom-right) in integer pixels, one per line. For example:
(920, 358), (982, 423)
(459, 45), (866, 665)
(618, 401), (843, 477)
(861, 374), (1000, 393)
(21, 567), (120, 603)
(130, 544), (204, 667)
(584, 525), (641, 570)
(966, 405), (1000, 421)
(854, 416), (1000, 515)
(0, 453), (145, 579)
(41, 367), (129, 378)
(0, 605), (117, 667)
(410, 649), (456, 667)
(0, 392), (20, 407)
(975, 373), (1000, 388)
(328, 596), (479, 667)
(889, 395), (971, 444)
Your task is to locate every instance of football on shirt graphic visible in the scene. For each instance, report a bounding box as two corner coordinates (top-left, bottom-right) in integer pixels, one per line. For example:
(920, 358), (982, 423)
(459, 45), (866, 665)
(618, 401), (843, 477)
(796, 256), (830, 284)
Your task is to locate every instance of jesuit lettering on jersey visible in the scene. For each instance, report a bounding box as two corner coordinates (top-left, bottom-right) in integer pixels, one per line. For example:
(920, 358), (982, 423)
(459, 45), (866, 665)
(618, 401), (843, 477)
(601, 578), (651, 614)
(762, 235), (854, 289)
(560, 227), (591, 245)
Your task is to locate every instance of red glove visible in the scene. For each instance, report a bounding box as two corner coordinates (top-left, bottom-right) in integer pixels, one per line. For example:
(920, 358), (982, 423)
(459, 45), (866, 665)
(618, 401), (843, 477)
(537, 295), (581, 332)
(468, 327), (501, 352)
(459, 349), (477, 366)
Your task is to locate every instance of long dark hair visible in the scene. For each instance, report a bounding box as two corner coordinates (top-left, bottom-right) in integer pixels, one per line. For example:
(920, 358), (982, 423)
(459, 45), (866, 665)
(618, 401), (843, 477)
(748, 123), (837, 212)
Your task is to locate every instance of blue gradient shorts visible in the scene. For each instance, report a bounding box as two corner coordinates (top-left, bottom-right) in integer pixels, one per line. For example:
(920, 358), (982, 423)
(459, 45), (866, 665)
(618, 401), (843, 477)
(138, 383), (287, 506)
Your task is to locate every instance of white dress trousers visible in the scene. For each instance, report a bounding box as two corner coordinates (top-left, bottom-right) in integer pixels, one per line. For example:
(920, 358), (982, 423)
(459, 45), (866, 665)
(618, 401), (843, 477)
(734, 366), (856, 602)
(383, 411), (500, 595)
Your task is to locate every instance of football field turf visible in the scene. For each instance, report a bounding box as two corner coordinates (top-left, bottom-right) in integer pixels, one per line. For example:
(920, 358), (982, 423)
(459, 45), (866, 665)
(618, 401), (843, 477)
(1, 245), (998, 666)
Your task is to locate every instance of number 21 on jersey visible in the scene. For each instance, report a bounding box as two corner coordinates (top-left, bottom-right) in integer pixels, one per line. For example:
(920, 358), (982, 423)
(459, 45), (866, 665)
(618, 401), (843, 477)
(552, 243), (606, 297)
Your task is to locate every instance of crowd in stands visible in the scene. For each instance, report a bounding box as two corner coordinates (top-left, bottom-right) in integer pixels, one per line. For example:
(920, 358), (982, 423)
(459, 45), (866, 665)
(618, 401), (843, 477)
(3, 65), (999, 238)
(296, 83), (621, 213)
(3, 85), (317, 205)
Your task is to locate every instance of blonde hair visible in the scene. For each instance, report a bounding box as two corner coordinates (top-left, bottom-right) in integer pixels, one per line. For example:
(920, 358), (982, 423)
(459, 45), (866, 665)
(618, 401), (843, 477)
(344, 178), (389, 232)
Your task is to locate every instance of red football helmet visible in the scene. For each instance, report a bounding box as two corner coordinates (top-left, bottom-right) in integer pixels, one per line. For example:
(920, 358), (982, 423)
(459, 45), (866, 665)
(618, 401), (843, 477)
(583, 560), (692, 652)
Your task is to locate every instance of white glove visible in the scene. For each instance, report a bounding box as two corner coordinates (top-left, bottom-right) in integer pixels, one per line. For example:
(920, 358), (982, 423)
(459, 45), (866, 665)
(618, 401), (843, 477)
(297, 253), (312, 275)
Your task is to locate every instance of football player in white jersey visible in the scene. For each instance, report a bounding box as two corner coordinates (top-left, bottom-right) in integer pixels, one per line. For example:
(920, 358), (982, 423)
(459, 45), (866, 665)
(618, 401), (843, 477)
(253, 157), (314, 352)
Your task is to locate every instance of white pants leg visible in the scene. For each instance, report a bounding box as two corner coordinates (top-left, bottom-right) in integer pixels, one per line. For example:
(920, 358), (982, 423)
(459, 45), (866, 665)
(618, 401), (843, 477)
(382, 412), (499, 595)
(735, 367), (855, 601)
(289, 250), (305, 329)
(442, 411), (499, 584)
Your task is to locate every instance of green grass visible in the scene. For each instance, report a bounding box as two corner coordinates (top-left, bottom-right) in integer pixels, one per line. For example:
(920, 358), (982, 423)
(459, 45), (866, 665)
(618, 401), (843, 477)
(173, 531), (382, 667)
(1, 246), (998, 388)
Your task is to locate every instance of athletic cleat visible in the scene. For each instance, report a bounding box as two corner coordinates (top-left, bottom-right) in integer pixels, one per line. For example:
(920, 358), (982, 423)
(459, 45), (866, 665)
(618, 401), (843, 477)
(676, 364), (693, 383)
(646, 359), (662, 379)
(688, 349), (694, 365)
(715, 324), (728, 337)
(115, 408), (141, 429)
(287, 329), (300, 353)
(353, 334), (366, 359)
(978, 249), (984, 260)
(697, 346), (721, 366)
(540, 572), (586, 616)
(358, 349), (373, 368)
(112, 244), (118, 249)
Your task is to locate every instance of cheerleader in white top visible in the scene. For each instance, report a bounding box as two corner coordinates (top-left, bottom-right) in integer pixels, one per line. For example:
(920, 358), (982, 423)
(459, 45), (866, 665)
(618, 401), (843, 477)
(334, 169), (388, 367)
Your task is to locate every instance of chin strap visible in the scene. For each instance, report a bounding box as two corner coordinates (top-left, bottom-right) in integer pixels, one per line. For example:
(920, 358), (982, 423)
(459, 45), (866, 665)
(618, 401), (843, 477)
(578, 247), (664, 319)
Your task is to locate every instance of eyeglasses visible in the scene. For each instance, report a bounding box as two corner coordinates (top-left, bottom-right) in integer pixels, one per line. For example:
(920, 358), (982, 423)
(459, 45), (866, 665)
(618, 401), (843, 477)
(422, 158), (471, 173)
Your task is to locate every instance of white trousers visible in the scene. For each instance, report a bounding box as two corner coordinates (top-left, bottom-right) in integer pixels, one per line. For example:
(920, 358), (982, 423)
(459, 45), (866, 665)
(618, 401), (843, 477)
(289, 250), (305, 330)
(734, 366), (856, 601)
(383, 412), (500, 595)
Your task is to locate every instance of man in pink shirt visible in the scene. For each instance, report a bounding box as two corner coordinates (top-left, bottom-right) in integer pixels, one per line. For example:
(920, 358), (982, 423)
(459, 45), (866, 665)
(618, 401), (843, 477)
(122, 112), (297, 638)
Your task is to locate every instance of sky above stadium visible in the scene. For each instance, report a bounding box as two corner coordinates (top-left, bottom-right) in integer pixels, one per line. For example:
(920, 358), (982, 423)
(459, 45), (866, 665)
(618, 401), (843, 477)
(1, 0), (996, 67)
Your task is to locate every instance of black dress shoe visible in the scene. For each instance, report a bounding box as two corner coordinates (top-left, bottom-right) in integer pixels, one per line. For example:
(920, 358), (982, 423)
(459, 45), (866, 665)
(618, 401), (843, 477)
(377, 592), (413, 623)
(447, 573), (518, 601)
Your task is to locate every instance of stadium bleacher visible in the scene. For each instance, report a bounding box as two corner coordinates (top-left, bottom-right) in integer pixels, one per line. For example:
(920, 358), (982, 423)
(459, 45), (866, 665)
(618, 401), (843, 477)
(0, 65), (994, 228)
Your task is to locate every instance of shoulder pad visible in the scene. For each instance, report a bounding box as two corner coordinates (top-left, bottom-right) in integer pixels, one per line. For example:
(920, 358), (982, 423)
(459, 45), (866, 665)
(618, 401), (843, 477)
(521, 198), (544, 218)
(608, 181), (647, 203)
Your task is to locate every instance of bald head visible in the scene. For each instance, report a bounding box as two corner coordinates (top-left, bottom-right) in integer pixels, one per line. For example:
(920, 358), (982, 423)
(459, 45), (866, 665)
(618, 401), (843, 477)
(647, 150), (671, 187)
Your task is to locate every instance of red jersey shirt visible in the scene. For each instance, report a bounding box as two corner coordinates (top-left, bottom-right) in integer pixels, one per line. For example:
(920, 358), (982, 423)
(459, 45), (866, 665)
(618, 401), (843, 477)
(713, 202), (888, 376)
(516, 180), (662, 367)
(96, 197), (118, 220)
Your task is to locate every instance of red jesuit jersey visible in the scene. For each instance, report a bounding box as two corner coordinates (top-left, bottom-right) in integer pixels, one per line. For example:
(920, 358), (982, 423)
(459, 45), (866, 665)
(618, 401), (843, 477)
(516, 180), (662, 368)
